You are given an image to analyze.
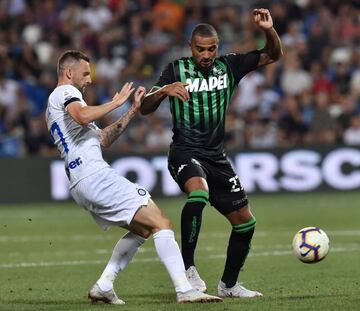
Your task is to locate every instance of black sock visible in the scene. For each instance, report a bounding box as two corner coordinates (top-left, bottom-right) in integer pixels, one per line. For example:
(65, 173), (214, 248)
(221, 219), (256, 288)
(181, 191), (208, 270)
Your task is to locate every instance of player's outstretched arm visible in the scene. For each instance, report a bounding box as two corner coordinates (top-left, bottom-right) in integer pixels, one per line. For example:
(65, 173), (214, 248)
(99, 86), (146, 148)
(140, 82), (189, 115)
(253, 8), (283, 67)
(67, 82), (135, 125)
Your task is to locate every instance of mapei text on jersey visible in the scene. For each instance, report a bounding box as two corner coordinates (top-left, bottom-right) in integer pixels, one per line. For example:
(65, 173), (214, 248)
(185, 74), (228, 92)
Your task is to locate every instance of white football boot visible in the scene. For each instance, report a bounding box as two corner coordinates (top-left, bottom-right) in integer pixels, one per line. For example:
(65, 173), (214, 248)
(177, 289), (222, 303)
(217, 281), (263, 298)
(185, 266), (207, 293)
(88, 283), (125, 305)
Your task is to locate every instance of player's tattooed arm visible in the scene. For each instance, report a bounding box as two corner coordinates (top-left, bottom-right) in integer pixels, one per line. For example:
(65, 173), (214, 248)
(99, 87), (146, 148)
(253, 8), (283, 67)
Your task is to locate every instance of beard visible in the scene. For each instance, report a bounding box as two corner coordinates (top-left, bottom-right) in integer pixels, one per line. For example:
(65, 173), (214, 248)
(73, 82), (86, 94)
(199, 62), (213, 75)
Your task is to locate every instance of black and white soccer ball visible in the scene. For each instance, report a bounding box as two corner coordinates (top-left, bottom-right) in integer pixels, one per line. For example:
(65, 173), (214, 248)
(292, 227), (330, 263)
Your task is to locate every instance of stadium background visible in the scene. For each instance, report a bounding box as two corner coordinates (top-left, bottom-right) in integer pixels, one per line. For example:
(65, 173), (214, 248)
(0, 2), (359, 310)
(0, 0), (359, 200)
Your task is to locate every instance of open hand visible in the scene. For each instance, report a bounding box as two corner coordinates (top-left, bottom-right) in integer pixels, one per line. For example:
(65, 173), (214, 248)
(133, 86), (146, 109)
(113, 82), (135, 107)
(253, 8), (273, 30)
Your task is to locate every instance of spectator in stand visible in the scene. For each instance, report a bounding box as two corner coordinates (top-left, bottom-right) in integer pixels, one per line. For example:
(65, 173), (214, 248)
(0, 68), (19, 125)
(278, 95), (307, 146)
(281, 51), (312, 96)
(152, 0), (185, 34)
(232, 71), (265, 115)
(0, 0), (359, 157)
(343, 115), (360, 145)
(309, 92), (337, 145)
(82, 0), (112, 33)
(146, 116), (172, 153)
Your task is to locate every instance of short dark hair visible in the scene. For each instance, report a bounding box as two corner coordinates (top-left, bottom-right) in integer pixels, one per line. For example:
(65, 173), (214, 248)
(190, 23), (218, 41)
(57, 50), (90, 75)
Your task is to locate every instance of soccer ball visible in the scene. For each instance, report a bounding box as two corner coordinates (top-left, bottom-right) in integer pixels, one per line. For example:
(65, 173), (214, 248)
(292, 227), (330, 263)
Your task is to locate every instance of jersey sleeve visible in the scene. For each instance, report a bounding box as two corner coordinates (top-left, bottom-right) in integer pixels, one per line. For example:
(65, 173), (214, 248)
(153, 63), (175, 89)
(224, 50), (261, 83)
(62, 85), (86, 110)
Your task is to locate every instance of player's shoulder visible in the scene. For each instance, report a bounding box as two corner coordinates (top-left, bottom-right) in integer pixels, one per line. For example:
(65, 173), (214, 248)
(50, 85), (82, 102)
(220, 51), (259, 60)
(170, 56), (191, 65)
(220, 52), (241, 60)
(160, 57), (189, 74)
(220, 50), (260, 66)
(55, 84), (81, 97)
(48, 85), (84, 112)
(179, 56), (191, 62)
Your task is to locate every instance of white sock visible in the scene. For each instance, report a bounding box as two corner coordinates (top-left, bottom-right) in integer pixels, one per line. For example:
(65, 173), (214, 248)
(153, 229), (192, 293)
(97, 231), (146, 291)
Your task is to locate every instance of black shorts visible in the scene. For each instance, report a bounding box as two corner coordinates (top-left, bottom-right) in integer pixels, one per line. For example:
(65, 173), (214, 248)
(168, 148), (248, 215)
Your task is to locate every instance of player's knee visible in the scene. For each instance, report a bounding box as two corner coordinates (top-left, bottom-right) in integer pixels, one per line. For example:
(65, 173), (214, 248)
(147, 200), (173, 230)
(184, 177), (209, 193)
(148, 215), (173, 234)
(155, 216), (173, 231)
(226, 204), (254, 224)
(139, 229), (152, 239)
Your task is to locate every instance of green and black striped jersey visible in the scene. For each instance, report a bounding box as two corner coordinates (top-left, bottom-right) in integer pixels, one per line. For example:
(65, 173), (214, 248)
(154, 50), (260, 156)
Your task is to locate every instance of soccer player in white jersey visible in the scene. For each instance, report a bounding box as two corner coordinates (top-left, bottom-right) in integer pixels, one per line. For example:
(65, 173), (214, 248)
(45, 50), (222, 305)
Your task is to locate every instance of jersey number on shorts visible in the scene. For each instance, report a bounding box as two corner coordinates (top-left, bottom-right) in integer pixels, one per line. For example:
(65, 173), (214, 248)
(50, 122), (69, 153)
(229, 176), (241, 193)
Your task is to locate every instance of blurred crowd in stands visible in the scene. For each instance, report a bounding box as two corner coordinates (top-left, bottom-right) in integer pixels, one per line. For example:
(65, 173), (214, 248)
(0, 0), (359, 157)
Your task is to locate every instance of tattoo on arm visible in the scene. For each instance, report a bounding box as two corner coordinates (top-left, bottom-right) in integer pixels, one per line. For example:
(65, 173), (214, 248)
(259, 27), (283, 66)
(100, 106), (138, 148)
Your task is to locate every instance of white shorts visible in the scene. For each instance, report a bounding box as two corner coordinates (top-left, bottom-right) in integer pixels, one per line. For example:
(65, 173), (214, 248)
(70, 167), (151, 229)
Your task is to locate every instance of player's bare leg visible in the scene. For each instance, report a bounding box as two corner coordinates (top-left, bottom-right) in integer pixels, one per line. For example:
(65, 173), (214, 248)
(130, 199), (222, 303)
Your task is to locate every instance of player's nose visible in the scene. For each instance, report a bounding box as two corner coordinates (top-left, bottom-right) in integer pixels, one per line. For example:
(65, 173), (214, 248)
(203, 51), (211, 59)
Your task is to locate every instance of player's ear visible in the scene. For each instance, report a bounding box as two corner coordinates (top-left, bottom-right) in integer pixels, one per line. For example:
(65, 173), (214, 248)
(65, 68), (72, 80)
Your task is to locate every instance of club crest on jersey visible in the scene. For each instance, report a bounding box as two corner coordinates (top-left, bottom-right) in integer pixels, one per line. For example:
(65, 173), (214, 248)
(212, 67), (225, 76)
(185, 74), (227, 93)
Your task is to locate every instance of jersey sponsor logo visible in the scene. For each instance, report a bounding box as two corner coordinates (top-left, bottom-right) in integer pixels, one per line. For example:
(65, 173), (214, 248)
(185, 74), (228, 92)
(68, 157), (82, 169)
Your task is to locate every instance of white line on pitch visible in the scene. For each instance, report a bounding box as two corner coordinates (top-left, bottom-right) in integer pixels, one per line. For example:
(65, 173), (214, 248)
(2, 243), (360, 258)
(0, 245), (359, 269)
(1, 230), (360, 243)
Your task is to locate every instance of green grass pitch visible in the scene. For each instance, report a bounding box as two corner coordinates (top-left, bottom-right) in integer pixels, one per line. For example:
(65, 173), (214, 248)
(0, 192), (359, 311)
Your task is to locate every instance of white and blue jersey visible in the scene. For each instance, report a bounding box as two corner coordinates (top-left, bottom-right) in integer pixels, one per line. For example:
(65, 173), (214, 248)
(45, 85), (109, 188)
(46, 84), (151, 227)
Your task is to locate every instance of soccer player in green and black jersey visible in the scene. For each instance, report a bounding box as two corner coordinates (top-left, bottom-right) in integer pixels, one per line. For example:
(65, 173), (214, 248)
(141, 8), (282, 298)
